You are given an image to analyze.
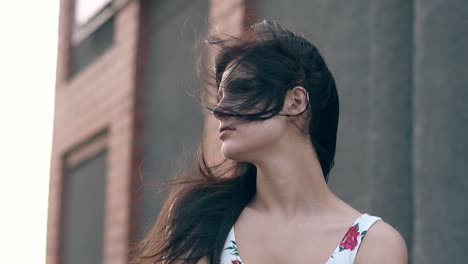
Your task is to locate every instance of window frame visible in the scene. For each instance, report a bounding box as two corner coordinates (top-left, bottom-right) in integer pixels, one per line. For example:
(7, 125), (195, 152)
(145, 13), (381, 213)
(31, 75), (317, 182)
(71, 0), (132, 46)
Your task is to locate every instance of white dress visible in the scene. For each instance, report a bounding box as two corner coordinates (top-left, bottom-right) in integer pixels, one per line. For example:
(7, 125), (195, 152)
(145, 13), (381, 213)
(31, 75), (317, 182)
(220, 213), (382, 264)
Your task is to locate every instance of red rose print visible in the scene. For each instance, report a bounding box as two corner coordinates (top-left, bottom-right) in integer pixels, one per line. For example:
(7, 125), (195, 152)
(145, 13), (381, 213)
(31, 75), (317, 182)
(339, 225), (360, 251)
(231, 261), (240, 264)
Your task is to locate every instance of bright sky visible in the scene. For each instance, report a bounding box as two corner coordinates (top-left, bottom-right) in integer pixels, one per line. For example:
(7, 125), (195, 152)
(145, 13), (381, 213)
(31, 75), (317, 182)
(0, 1), (59, 263)
(75, 0), (111, 25)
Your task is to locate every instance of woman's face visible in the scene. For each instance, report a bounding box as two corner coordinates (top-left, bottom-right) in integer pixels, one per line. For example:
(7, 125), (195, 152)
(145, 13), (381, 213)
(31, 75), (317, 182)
(212, 64), (290, 163)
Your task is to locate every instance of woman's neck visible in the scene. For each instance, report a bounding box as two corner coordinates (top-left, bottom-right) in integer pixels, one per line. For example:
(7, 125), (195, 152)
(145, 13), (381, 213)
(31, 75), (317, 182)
(249, 138), (337, 223)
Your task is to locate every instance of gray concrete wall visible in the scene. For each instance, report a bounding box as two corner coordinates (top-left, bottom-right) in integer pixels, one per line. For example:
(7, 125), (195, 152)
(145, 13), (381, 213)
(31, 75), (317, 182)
(141, 0), (209, 233)
(367, 0), (413, 255)
(255, 0), (468, 263)
(412, 0), (468, 263)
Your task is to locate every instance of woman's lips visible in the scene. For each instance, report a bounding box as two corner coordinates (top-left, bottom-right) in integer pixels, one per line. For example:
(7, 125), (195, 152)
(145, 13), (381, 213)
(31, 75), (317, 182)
(219, 125), (236, 133)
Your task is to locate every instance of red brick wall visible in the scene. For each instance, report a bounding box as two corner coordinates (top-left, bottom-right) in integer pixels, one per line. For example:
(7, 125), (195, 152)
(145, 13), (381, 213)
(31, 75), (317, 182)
(46, 0), (146, 263)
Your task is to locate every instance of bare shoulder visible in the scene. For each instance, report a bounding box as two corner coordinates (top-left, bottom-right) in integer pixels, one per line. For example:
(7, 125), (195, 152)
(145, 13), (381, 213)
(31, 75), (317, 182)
(355, 220), (408, 264)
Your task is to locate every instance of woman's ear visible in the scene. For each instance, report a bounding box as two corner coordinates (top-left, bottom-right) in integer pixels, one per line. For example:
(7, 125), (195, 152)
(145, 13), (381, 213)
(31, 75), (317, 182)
(285, 86), (309, 116)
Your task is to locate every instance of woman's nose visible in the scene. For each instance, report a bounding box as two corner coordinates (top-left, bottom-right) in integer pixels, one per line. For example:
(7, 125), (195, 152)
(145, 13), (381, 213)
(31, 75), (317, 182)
(211, 106), (227, 120)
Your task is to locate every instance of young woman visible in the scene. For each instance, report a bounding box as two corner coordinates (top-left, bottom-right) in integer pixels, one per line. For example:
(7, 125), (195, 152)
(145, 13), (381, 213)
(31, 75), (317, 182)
(131, 20), (408, 264)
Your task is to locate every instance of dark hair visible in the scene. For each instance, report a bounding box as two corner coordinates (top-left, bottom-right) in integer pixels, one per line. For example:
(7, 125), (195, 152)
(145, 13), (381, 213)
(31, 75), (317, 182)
(130, 20), (339, 264)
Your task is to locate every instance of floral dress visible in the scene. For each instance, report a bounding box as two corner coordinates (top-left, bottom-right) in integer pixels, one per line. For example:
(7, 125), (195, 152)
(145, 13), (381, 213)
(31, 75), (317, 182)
(220, 213), (382, 264)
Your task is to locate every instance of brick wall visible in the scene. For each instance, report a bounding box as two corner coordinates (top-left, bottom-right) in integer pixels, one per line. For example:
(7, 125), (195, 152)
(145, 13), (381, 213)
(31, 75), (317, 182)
(46, 0), (146, 263)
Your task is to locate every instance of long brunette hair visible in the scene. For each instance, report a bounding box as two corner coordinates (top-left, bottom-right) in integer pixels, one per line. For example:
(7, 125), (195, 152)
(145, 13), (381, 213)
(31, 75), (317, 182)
(130, 20), (339, 264)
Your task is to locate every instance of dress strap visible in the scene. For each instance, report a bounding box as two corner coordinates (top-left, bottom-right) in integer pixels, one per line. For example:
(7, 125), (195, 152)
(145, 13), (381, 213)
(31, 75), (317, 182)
(346, 213), (382, 261)
(326, 213), (382, 263)
(220, 227), (243, 264)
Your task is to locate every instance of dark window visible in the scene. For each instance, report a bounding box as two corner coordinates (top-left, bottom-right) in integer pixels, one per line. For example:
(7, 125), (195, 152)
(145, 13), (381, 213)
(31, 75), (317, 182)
(62, 149), (107, 264)
(69, 16), (114, 76)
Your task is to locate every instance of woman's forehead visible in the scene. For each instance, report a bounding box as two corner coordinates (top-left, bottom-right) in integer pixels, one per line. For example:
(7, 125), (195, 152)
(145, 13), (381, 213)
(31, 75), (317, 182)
(220, 61), (252, 87)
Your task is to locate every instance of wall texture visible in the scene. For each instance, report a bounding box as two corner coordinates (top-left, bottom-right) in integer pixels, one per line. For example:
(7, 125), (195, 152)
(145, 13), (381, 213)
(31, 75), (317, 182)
(367, 0), (413, 255)
(412, 0), (468, 263)
(141, 0), (209, 233)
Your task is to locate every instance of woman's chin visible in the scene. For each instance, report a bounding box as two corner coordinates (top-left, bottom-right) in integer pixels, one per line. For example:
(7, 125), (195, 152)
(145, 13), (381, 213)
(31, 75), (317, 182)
(221, 142), (247, 161)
